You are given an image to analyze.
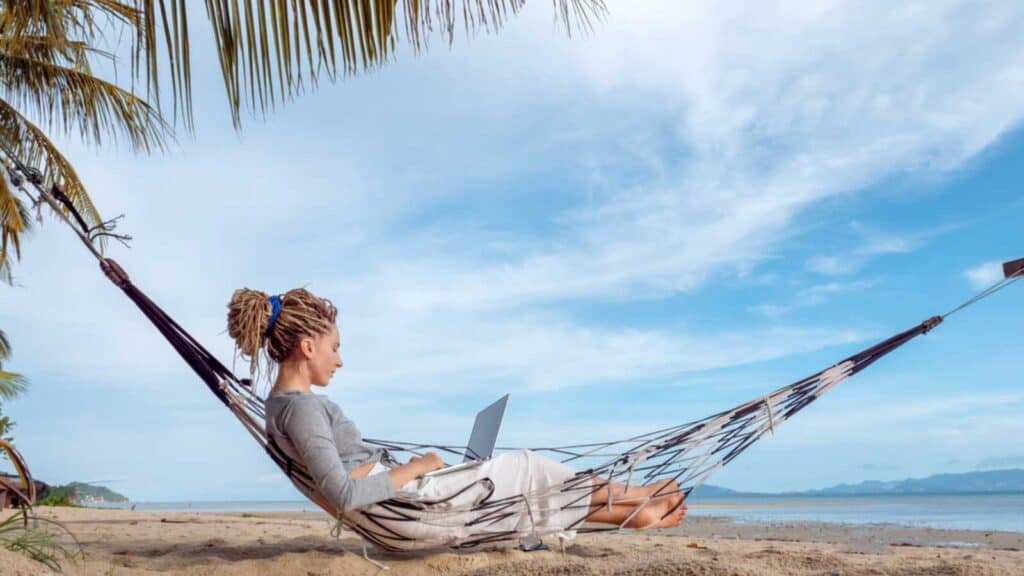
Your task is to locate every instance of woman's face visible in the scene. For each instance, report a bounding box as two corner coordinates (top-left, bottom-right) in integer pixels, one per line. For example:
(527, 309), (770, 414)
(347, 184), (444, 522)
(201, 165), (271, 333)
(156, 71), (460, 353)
(308, 324), (343, 387)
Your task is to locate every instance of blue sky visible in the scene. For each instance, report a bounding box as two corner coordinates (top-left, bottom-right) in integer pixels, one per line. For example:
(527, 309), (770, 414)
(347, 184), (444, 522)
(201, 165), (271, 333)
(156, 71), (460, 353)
(0, 1), (1022, 501)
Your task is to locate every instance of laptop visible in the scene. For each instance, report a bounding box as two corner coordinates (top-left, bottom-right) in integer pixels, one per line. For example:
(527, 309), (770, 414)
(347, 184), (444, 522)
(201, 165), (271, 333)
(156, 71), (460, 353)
(423, 394), (509, 478)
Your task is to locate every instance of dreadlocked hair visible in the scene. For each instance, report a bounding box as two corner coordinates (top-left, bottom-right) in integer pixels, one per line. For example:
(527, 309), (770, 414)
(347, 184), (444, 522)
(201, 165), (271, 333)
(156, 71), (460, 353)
(227, 287), (338, 381)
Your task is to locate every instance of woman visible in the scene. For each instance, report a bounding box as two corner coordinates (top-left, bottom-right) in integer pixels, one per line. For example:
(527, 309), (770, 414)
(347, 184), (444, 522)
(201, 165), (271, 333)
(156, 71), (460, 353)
(227, 288), (686, 549)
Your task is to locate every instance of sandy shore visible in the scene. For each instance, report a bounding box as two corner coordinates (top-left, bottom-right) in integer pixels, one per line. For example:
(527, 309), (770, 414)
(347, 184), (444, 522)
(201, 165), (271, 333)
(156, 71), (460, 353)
(2, 507), (1022, 575)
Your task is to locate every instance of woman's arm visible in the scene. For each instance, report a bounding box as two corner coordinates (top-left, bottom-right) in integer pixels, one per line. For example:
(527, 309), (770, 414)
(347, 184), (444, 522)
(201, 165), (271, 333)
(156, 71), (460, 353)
(280, 397), (395, 511)
(351, 453), (445, 490)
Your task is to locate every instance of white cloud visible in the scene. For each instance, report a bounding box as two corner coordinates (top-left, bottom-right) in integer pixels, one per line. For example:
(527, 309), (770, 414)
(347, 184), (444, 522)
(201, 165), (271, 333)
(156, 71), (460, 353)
(2, 0), (1023, 498)
(964, 260), (1005, 290)
(769, 391), (1024, 449)
(751, 278), (880, 317)
(805, 222), (962, 277)
(806, 255), (859, 277)
(352, 0), (1024, 311)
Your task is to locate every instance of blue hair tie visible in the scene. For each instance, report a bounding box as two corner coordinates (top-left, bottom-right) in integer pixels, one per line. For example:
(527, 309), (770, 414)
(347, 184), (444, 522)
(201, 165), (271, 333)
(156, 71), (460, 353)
(265, 294), (283, 337)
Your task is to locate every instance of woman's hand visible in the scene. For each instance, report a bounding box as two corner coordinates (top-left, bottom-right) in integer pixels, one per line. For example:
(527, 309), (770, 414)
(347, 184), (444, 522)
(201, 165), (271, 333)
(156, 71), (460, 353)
(387, 451), (446, 490)
(412, 452), (445, 475)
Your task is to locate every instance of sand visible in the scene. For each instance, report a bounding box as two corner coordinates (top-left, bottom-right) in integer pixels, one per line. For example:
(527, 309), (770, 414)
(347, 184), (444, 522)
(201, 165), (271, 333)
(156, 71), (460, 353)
(2, 507), (1021, 575)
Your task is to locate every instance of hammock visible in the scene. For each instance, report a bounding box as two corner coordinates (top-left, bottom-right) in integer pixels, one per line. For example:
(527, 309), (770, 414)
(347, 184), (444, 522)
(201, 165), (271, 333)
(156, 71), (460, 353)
(7, 172), (1022, 551)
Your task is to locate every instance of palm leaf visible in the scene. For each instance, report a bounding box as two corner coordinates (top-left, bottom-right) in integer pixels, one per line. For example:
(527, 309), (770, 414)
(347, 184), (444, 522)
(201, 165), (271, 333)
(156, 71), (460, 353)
(0, 371), (27, 400)
(0, 329), (28, 399)
(0, 52), (172, 153)
(141, 0), (607, 127)
(0, 173), (31, 284)
(0, 0), (172, 259)
(0, 328), (11, 359)
(0, 97), (105, 245)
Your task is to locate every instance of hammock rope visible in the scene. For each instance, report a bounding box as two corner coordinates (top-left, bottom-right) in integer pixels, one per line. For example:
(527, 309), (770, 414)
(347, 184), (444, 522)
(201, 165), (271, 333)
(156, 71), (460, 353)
(3, 168), (1019, 551)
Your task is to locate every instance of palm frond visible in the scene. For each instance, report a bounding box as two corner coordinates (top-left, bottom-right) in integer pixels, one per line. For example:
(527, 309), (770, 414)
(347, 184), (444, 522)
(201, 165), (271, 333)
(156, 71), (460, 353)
(0, 173), (31, 284)
(0, 371), (27, 400)
(0, 328), (11, 358)
(0, 329), (28, 399)
(5, 1), (605, 131)
(0, 97), (104, 245)
(0, 0), (173, 260)
(143, 0), (607, 127)
(1, 1), (140, 58)
(0, 52), (172, 153)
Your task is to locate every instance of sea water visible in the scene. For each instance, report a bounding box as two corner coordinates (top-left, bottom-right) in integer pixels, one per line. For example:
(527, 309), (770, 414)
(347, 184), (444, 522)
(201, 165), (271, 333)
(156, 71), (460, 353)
(94, 493), (1024, 533)
(687, 492), (1024, 532)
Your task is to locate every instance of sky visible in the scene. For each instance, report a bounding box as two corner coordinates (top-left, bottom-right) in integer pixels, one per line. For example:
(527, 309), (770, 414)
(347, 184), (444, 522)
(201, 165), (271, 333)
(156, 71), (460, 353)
(0, 0), (1022, 501)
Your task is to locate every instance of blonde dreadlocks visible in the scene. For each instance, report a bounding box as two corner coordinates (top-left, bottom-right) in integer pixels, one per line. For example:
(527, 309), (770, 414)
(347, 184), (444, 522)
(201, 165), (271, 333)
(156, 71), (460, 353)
(227, 288), (337, 381)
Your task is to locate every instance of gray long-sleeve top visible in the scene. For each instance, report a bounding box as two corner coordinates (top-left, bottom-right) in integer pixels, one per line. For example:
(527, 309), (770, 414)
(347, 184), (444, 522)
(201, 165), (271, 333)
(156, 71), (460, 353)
(265, 391), (394, 511)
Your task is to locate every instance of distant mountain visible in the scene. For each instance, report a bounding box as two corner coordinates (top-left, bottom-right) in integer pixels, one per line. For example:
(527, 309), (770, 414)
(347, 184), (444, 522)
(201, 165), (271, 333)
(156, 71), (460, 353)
(690, 484), (745, 498)
(66, 482), (129, 503)
(692, 469), (1024, 498)
(801, 469), (1024, 495)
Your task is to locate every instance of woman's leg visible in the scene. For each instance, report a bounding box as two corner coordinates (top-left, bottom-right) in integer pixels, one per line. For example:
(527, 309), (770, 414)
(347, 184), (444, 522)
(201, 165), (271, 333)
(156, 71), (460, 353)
(589, 478), (682, 507)
(586, 498), (688, 529)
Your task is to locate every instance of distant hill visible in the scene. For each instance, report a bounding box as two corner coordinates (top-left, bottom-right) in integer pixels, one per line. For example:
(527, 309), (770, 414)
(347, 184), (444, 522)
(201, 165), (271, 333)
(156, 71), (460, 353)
(65, 482), (129, 503)
(800, 469), (1024, 495)
(694, 469), (1024, 497)
(690, 483), (745, 498)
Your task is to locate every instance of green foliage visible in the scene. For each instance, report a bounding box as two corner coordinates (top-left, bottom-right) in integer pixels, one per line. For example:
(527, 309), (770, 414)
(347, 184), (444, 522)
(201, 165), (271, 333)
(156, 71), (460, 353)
(64, 482), (128, 503)
(0, 402), (14, 444)
(37, 482), (128, 506)
(0, 328), (26, 460)
(0, 328), (28, 401)
(36, 485), (76, 507)
(0, 510), (83, 572)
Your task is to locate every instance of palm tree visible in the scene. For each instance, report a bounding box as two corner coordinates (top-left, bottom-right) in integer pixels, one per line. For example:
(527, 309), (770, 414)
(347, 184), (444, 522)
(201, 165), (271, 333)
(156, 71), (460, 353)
(0, 328), (26, 401)
(0, 0), (605, 279)
(0, 1), (172, 281)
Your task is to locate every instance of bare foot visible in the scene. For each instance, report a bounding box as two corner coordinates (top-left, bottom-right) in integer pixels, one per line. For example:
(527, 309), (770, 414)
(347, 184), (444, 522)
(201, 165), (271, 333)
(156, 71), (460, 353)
(646, 479), (683, 508)
(652, 502), (688, 529)
(625, 498), (688, 529)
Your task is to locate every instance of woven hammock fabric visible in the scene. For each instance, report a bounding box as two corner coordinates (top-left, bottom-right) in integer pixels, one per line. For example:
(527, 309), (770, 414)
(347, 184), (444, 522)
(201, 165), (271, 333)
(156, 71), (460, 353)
(97, 258), (947, 550)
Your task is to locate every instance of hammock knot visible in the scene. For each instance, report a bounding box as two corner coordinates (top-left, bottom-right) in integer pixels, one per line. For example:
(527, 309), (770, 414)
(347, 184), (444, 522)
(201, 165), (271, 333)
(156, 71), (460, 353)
(922, 316), (943, 333)
(100, 259), (131, 288)
(330, 515), (346, 539)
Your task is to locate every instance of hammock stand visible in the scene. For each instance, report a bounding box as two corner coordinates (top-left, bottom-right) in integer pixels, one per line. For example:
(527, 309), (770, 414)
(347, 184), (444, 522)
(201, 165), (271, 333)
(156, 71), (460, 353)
(5, 166), (1021, 552)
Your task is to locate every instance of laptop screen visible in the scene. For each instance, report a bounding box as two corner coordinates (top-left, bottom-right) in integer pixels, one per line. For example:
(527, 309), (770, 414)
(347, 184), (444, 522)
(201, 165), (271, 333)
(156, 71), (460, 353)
(463, 394), (509, 462)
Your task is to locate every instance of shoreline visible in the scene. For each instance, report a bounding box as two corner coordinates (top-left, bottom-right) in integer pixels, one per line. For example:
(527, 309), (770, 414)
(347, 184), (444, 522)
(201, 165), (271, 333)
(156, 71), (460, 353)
(241, 510), (1024, 550)
(3, 507), (1022, 575)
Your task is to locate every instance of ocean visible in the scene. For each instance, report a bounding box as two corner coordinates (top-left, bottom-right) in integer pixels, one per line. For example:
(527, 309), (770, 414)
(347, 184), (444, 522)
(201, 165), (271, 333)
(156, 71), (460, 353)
(688, 492), (1024, 532)
(94, 492), (1024, 533)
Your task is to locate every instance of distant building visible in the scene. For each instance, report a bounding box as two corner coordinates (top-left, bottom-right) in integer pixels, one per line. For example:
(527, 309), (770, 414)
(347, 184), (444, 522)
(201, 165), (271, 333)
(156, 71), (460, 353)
(0, 472), (48, 509)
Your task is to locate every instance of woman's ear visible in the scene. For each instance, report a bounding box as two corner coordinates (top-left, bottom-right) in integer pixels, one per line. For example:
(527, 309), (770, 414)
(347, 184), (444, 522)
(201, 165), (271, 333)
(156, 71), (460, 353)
(299, 336), (315, 359)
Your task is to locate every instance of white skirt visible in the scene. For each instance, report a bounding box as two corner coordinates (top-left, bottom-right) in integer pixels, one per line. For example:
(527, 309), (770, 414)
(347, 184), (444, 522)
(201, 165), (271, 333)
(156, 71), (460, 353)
(347, 449), (592, 550)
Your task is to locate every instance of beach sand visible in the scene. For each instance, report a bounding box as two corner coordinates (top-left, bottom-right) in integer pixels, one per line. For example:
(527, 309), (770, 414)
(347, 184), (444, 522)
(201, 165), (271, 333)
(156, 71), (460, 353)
(2, 507), (1022, 575)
